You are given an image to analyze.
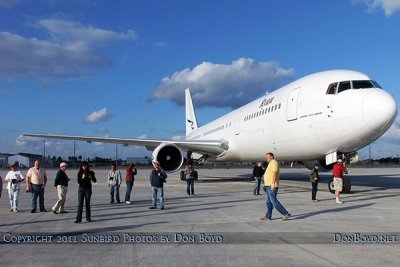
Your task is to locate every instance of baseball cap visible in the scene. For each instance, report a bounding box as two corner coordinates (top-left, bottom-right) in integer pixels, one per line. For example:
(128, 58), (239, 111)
(60, 162), (68, 168)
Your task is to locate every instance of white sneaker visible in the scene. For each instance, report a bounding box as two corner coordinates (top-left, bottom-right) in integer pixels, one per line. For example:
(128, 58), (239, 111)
(125, 201), (131, 204)
(336, 200), (344, 204)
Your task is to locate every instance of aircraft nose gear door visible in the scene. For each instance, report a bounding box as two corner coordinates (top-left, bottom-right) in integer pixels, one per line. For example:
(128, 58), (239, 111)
(286, 87), (301, 121)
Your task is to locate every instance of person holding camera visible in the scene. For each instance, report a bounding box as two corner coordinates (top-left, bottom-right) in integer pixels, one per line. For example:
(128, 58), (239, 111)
(125, 163), (137, 204)
(5, 163), (25, 212)
(75, 161), (97, 223)
(149, 160), (167, 210)
(185, 163), (195, 195)
(108, 163), (122, 204)
(309, 164), (320, 202)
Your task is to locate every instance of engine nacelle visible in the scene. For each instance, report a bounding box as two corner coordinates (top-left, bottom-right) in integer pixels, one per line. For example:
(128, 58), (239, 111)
(152, 143), (184, 172)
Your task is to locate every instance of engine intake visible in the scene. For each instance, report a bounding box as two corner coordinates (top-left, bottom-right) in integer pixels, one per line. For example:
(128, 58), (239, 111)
(152, 143), (184, 172)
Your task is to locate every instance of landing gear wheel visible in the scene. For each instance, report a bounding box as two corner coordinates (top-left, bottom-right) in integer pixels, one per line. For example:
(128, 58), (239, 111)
(343, 177), (352, 193)
(328, 177), (335, 194)
(328, 177), (351, 194)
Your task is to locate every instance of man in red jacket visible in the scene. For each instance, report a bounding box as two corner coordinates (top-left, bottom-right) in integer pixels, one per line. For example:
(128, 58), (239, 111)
(332, 159), (348, 204)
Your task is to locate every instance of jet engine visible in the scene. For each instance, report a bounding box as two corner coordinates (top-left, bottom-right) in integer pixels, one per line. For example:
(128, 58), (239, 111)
(152, 143), (184, 172)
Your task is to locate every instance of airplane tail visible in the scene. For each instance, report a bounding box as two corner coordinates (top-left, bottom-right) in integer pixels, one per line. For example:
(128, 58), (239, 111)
(185, 88), (198, 136)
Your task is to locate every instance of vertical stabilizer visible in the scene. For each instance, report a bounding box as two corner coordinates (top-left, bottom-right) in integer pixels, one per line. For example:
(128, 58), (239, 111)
(185, 88), (198, 136)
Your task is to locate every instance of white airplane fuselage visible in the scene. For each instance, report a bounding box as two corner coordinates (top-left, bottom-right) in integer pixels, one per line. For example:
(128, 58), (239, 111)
(186, 70), (397, 163)
(22, 70), (397, 172)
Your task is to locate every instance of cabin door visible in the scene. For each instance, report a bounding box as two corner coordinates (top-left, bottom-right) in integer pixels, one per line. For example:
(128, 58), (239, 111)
(286, 87), (301, 121)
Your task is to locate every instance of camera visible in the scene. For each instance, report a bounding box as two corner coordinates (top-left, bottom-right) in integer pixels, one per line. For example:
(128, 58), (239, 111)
(12, 179), (17, 184)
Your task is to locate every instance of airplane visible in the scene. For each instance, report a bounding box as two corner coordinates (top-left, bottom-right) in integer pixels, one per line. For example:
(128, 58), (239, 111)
(23, 69), (397, 192)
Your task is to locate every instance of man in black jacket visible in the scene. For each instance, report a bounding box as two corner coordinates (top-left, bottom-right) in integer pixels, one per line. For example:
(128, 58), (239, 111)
(149, 160), (167, 210)
(253, 161), (264, 195)
(52, 162), (70, 214)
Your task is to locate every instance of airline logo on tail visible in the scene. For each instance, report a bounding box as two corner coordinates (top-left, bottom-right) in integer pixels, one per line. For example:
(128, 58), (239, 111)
(187, 119), (195, 130)
(185, 88), (199, 136)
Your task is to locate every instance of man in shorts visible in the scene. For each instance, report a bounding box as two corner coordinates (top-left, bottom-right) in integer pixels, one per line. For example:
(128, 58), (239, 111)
(332, 159), (348, 204)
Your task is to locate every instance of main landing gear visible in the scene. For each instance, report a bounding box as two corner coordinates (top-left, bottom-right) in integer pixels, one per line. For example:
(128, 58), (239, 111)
(328, 176), (352, 194)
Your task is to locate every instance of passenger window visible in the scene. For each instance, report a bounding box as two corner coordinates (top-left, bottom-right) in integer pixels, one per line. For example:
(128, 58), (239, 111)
(338, 81), (351, 93)
(326, 83), (337, 94)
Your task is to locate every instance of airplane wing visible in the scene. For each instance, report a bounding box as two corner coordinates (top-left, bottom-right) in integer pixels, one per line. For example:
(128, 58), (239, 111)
(22, 133), (228, 156)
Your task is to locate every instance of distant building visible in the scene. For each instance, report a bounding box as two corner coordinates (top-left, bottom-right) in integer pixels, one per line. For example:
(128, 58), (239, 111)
(126, 157), (150, 165)
(7, 153), (42, 168)
(0, 153), (12, 168)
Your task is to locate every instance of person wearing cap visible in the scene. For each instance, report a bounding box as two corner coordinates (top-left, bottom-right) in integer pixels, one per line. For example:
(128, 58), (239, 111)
(26, 159), (48, 213)
(309, 164), (320, 202)
(332, 159), (348, 204)
(4, 163), (25, 212)
(149, 160), (167, 210)
(52, 162), (70, 214)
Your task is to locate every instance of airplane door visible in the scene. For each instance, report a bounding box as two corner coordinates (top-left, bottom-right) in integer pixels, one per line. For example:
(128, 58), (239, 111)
(286, 87), (301, 121)
(235, 111), (243, 135)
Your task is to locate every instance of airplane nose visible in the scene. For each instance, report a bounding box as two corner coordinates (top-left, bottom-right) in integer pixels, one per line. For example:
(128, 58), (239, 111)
(362, 90), (397, 131)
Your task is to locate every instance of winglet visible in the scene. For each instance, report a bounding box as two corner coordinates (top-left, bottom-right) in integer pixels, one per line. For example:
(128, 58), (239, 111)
(185, 88), (198, 136)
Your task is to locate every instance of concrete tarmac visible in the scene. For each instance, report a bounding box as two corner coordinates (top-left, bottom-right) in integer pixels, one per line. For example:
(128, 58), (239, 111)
(1, 167), (399, 266)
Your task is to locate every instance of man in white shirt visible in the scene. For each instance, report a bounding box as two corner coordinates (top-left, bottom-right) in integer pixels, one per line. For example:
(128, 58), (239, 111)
(26, 160), (47, 213)
(5, 163), (25, 212)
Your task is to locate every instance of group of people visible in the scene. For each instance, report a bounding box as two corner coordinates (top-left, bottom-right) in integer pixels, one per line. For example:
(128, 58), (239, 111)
(0, 158), (180, 223)
(1, 153), (348, 223)
(0, 160), (98, 223)
(308, 158), (348, 203)
(254, 153), (349, 222)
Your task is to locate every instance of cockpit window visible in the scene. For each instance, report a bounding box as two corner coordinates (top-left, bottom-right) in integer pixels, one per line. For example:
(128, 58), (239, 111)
(353, 80), (375, 89)
(338, 81), (351, 93)
(371, 80), (382, 88)
(327, 83), (337, 95)
(326, 79), (381, 95)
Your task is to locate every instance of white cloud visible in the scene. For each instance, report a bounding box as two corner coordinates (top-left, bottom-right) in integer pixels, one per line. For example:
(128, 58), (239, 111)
(15, 135), (73, 157)
(0, 19), (137, 80)
(171, 135), (185, 141)
(149, 58), (293, 109)
(0, 31), (109, 79)
(358, 115), (400, 159)
(84, 107), (111, 124)
(381, 115), (400, 140)
(37, 19), (137, 45)
(355, 0), (400, 16)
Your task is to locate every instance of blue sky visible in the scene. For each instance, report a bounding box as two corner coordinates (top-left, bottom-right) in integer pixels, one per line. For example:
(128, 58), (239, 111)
(0, 0), (399, 160)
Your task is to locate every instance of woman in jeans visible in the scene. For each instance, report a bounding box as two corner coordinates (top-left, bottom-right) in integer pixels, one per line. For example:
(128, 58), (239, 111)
(125, 163), (137, 204)
(75, 161), (96, 223)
